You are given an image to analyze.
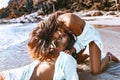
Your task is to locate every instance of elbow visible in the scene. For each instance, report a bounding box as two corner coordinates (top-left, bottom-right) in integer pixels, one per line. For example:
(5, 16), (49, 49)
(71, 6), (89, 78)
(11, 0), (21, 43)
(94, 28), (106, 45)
(0, 73), (4, 80)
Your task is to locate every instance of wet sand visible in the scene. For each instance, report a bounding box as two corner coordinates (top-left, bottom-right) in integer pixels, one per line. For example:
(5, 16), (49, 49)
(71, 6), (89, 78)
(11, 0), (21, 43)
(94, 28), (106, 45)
(96, 25), (120, 59)
(0, 23), (37, 71)
(77, 24), (120, 80)
(0, 16), (120, 79)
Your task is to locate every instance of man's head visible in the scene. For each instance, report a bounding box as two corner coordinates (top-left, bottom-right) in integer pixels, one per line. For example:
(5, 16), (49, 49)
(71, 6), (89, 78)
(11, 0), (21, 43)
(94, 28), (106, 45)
(27, 12), (75, 61)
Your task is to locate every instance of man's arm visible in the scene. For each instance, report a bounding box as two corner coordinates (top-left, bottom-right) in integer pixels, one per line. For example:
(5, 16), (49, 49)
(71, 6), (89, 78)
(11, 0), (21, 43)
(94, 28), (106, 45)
(0, 72), (4, 80)
(57, 13), (85, 36)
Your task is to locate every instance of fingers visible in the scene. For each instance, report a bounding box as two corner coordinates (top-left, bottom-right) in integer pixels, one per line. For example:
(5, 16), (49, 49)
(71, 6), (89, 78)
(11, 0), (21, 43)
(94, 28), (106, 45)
(64, 50), (72, 55)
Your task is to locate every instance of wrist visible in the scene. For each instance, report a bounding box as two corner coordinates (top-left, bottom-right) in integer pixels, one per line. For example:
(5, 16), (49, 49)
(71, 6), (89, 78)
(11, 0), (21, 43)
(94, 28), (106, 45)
(71, 47), (77, 59)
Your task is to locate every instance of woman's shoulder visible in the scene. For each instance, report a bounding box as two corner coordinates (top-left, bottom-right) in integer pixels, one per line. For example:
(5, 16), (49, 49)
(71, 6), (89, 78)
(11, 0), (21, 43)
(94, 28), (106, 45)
(58, 51), (77, 64)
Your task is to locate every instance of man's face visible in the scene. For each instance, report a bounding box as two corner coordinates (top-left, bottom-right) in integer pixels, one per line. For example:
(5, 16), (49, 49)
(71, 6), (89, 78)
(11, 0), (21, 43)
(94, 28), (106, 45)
(52, 28), (69, 52)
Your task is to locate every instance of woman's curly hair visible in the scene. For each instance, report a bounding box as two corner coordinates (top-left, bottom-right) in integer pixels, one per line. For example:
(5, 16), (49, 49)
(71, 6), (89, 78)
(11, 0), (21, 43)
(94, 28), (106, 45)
(27, 11), (75, 62)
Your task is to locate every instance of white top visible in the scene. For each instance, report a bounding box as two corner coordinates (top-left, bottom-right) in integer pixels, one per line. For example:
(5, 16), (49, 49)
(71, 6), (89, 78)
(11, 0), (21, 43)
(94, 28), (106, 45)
(53, 51), (79, 80)
(73, 22), (105, 58)
(2, 52), (78, 80)
(2, 60), (39, 80)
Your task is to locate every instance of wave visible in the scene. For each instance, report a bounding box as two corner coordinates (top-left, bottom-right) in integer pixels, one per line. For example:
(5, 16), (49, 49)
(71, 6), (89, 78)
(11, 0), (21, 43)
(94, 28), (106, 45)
(0, 23), (37, 52)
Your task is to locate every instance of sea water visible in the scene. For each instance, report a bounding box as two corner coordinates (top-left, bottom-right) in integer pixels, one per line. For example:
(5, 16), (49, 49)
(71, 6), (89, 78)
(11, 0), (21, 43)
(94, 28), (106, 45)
(0, 23), (37, 70)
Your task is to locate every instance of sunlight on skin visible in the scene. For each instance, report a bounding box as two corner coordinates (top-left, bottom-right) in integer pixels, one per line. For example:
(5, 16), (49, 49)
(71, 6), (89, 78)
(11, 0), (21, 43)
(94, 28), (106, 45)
(0, 0), (9, 9)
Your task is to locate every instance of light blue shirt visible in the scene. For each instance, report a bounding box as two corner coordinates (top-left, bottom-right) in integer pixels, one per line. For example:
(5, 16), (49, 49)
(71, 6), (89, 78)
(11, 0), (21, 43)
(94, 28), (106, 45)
(2, 52), (79, 80)
(53, 51), (79, 80)
(73, 22), (104, 58)
(2, 60), (39, 80)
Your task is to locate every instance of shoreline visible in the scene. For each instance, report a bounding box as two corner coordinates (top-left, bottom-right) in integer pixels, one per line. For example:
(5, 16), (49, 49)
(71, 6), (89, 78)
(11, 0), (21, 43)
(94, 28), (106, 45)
(0, 12), (120, 80)
(0, 19), (120, 70)
(0, 10), (120, 25)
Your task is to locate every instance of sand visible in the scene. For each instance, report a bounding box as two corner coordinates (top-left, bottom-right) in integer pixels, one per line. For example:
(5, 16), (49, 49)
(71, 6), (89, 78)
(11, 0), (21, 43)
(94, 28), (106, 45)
(77, 17), (120, 80)
(0, 14), (120, 80)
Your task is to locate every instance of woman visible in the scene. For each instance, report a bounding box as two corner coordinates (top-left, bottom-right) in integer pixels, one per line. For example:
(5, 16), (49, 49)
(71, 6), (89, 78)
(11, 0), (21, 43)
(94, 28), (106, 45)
(0, 13), (78, 80)
(56, 12), (120, 74)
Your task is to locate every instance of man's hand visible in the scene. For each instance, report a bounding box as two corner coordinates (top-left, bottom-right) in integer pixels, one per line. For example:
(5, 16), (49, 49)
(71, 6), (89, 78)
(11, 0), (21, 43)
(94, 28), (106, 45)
(64, 47), (76, 55)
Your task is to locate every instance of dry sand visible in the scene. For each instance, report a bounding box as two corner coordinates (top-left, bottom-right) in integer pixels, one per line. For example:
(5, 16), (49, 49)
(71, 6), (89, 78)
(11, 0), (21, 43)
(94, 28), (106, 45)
(92, 24), (120, 59)
(77, 17), (120, 80)
(0, 13), (120, 79)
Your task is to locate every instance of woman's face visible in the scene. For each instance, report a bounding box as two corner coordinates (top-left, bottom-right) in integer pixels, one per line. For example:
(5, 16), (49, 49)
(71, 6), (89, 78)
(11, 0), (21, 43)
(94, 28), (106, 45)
(52, 28), (69, 52)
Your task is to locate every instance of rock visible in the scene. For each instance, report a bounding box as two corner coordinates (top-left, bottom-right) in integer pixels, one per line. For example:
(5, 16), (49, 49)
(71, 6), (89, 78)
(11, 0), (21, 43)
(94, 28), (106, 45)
(0, 0), (120, 19)
(92, 11), (103, 16)
(107, 11), (116, 15)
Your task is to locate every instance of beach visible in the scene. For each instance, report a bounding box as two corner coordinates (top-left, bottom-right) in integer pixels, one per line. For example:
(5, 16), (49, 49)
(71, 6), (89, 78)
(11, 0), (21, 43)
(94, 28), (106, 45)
(86, 16), (120, 59)
(0, 12), (120, 80)
(0, 23), (37, 70)
(78, 16), (120, 80)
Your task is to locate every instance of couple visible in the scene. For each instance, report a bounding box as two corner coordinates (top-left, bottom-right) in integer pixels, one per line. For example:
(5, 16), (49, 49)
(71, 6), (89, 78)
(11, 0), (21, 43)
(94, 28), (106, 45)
(0, 11), (119, 80)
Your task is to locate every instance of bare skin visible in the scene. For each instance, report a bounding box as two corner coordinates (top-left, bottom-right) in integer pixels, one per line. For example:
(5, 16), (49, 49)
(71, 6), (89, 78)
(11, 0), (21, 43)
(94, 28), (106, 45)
(0, 72), (4, 80)
(30, 29), (74, 80)
(0, 28), (75, 80)
(57, 13), (85, 36)
(57, 13), (120, 74)
(30, 59), (56, 80)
